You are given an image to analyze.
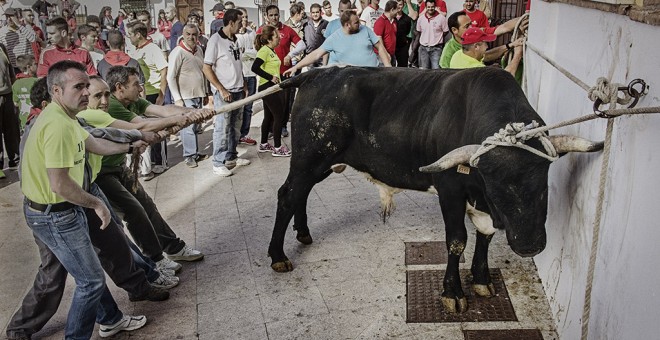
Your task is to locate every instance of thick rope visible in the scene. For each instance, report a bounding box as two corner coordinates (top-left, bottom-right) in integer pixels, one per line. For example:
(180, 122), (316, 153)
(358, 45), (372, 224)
(469, 121), (558, 167)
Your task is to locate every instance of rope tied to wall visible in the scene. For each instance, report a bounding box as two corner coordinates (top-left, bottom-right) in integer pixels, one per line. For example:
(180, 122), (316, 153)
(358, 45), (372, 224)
(469, 121), (558, 167)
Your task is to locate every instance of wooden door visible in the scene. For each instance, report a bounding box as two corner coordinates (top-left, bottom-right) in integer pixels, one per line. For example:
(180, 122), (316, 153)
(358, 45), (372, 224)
(176, 0), (203, 30)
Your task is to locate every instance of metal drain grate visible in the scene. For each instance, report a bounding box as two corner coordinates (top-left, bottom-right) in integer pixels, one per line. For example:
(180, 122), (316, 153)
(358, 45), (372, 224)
(404, 241), (465, 265)
(463, 329), (544, 340)
(406, 269), (517, 323)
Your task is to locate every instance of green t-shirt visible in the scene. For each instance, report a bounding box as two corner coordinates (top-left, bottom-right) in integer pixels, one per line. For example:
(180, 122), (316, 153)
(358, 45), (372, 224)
(402, 3), (419, 39)
(21, 103), (90, 204)
(256, 46), (281, 86)
(449, 50), (485, 69)
(103, 95), (148, 167)
(440, 37), (461, 68)
(77, 109), (117, 181)
(12, 77), (38, 129)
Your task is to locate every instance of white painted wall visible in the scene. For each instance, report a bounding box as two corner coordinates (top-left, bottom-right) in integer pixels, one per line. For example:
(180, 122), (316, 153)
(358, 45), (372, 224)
(526, 2), (660, 339)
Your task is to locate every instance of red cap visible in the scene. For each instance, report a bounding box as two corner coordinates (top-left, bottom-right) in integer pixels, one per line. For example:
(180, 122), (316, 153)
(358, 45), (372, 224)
(461, 27), (497, 45)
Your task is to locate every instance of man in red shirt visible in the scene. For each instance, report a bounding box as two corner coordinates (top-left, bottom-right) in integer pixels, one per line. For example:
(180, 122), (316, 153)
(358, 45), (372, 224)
(37, 17), (96, 77)
(257, 5), (306, 137)
(373, 1), (398, 66)
(463, 0), (489, 30)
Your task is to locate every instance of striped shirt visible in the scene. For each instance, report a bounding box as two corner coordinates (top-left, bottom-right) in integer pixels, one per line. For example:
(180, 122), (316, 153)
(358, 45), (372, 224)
(0, 25), (36, 68)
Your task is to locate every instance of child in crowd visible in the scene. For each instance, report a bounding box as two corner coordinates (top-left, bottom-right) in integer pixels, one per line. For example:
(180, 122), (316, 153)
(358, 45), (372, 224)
(251, 25), (291, 157)
(12, 55), (38, 131)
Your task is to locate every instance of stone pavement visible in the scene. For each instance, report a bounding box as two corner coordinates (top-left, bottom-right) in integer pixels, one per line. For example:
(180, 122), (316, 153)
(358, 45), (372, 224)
(0, 116), (558, 339)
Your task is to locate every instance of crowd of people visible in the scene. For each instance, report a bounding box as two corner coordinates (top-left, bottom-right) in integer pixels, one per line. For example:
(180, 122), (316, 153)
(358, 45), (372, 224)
(0, 0), (531, 338)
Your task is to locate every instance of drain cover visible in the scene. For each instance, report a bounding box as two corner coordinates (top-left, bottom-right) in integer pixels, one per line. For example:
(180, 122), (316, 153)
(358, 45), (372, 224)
(404, 241), (465, 265)
(406, 269), (517, 323)
(464, 329), (544, 340)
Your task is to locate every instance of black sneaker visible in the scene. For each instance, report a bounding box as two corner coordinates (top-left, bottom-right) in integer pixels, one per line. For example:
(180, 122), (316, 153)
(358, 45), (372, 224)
(129, 286), (170, 302)
(8, 158), (19, 169)
(194, 153), (209, 162)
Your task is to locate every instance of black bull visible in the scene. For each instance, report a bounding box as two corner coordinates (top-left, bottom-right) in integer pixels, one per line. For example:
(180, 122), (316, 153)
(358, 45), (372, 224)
(268, 66), (602, 313)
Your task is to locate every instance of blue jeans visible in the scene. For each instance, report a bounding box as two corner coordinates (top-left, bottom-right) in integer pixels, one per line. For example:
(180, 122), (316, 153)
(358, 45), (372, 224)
(23, 203), (120, 339)
(212, 90), (245, 167)
(418, 45), (443, 70)
(241, 77), (256, 138)
(181, 98), (203, 158)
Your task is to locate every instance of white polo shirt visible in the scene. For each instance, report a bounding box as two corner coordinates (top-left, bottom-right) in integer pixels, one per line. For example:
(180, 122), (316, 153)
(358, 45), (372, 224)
(204, 30), (244, 92)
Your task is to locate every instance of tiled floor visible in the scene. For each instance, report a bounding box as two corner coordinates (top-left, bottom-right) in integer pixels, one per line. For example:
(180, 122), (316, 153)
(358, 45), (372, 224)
(0, 116), (558, 339)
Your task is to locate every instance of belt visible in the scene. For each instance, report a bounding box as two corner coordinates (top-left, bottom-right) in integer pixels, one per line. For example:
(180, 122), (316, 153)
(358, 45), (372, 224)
(26, 199), (75, 213)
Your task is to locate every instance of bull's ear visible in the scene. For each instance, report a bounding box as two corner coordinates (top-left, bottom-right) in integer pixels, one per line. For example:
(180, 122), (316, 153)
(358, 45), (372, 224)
(419, 145), (481, 173)
(549, 135), (604, 154)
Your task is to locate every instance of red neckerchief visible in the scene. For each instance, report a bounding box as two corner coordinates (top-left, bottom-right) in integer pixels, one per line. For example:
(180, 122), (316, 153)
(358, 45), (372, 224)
(425, 11), (439, 20)
(136, 39), (152, 49)
(16, 73), (32, 79)
(178, 40), (196, 54)
(27, 107), (42, 124)
(215, 12), (224, 20)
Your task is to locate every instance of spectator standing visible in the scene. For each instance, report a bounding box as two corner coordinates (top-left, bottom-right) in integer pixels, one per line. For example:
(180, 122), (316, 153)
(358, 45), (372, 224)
(202, 9), (251, 177)
(97, 30), (145, 84)
(394, 0), (413, 67)
(125, 21), (169, 175)
(323, 0), (353, 40)
(251, 26), (291, 157)
(209, 3), (226, 35)
(37, 17), (96, 77)
(54, 0), (79, 14)
(21, 9), (45, 61)
(78, 24), (105, 67)
(360, 0), (384, 29)
(62, 9), (76, 34)
(131, 10), (169, 56)
(285, 4), (306, 66)
(166, 6), (183, 50)
(303, 3), (329, 67)
(186, 13), (209, 52)
(85, 15), (109, 52)
(157, 9), (172, 40)
(167, 24), (209, 168)
(0, 42), (19, 176)
(99, 6), (114, 42)
(12, 54), (37, 130)
(463, 0), (489, 29)
(285, 10), (391, 71)
(236, 8), (258, 146)
(0, 8), (36, 73)
(373, 1), (398, 66)
(416, 0), (448, 69)
(31, 0), (53, 32)
(322, 0), (339, 21)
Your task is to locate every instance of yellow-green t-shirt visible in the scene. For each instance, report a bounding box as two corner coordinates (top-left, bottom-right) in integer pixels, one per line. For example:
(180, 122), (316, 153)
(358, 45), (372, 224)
(256, 46), (281, 86)
(77, 109), (117, 182)
(21, 103), (90, 204)
(449, 50), (486, 69)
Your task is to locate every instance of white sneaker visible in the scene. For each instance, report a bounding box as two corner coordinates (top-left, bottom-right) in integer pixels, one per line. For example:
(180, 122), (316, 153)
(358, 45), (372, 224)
(156, 257), (182, 273)
(99, 315), (147, 338)
(212, 165), (232, 177)
(157, 268), (176, 277)
(235, 158), (251, 166)
(151, 273), (179, 289)
(166, 245), (205, 262)
(152, 165), (168, 174)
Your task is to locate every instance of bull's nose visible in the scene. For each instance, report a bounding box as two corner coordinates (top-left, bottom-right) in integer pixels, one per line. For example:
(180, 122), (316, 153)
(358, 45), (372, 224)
(512, 247), (543, 257)
(510, 234), (546, 257)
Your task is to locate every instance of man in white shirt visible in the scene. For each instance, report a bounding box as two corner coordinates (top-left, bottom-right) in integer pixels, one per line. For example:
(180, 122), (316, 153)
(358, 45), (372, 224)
(202, 9), (250, 177)
(128, 10), (169, 57)
(167, 24), (209, 168)
(359, 0), (384, 29)
(322, 0), (339, 21)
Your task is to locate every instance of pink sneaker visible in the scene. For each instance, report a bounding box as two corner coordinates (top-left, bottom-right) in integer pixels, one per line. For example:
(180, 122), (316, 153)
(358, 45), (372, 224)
(240, 136), (257, 145)
(272, 145), (292, 157)
(258, 143), (275, 153)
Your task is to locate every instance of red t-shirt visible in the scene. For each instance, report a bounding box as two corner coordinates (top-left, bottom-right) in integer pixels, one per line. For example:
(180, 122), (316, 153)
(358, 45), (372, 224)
(37, 44), (97, 78)
(257, 22), (301, 74)
(463, 9), (489, 29)
(419, 0), (447, 14)
(373, 15), (397, 55)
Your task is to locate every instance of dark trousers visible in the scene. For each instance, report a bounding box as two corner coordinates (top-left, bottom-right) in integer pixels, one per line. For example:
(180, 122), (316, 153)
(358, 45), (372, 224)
(281, 70), (299, 128)
(409, 31), (421, 67)
(0, 92), (20, 167)
(145, 93), (167, 167)
(6, 183), (151, 339)
(95, 165), (185, 261)
(395, 41), (411, 68)
(259, 83), (286, 148)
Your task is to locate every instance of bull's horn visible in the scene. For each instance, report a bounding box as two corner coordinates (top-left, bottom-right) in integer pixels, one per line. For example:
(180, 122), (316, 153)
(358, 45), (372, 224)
(419, 145), (481, 173)
(549, 135), (604, 153)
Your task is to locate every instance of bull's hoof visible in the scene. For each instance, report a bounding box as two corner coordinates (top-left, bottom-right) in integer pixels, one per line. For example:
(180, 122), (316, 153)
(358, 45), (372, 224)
(271, 260), (294, 272)
(441, 296), (468, 313)
(472, 283), (496, 297)
(296, 234), (313, 245)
